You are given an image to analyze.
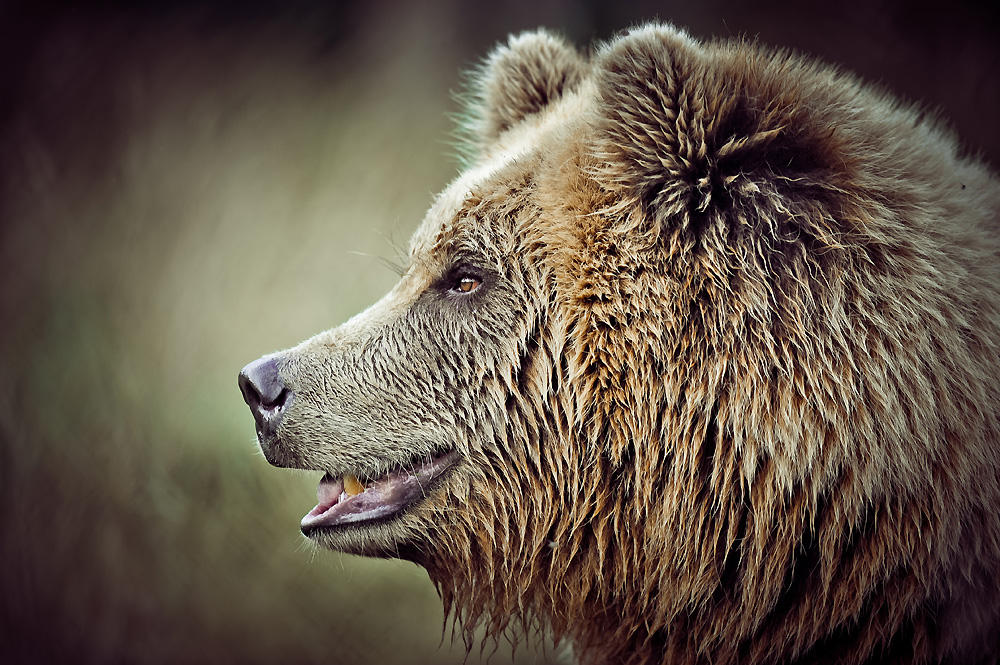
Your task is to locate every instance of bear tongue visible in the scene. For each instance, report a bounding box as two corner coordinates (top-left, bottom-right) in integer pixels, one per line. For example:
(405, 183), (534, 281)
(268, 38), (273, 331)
(301, 470), (421, 531)
(307, 474), (344, 517)
(300, 453), (459, 532)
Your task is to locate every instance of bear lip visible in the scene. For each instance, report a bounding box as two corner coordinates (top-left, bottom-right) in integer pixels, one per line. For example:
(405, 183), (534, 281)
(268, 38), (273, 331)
(300, 450), (460, 534)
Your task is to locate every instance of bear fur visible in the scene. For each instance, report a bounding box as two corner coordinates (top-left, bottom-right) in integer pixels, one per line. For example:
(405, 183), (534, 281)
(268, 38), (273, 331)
(245, 24), (1000, 665)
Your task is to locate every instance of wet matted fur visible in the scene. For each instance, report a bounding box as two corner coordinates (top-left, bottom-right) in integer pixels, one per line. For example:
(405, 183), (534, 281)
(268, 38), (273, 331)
(245, 24), (1000, 665)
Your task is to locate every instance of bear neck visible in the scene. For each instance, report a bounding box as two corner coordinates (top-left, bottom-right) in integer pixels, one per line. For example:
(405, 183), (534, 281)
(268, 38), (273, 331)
(415, 255), (953, 664)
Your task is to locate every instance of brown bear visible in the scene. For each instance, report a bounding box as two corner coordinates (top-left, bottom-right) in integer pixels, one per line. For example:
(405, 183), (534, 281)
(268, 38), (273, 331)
(238, 24), (1000, 665)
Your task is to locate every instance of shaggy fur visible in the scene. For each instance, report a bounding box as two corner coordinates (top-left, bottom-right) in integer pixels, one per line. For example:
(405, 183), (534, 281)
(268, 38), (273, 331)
(246, 25), (1000, 664)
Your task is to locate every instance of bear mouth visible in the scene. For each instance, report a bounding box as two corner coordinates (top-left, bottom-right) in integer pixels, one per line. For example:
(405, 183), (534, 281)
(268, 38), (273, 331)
(300, 450), (460, 536)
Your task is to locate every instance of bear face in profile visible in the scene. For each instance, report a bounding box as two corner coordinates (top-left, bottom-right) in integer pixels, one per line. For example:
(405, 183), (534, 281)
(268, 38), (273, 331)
(239, 24), (1000, 665)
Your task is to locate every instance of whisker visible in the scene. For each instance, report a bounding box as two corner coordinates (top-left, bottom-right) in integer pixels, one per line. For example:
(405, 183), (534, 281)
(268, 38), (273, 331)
(346, 250), (406, 277)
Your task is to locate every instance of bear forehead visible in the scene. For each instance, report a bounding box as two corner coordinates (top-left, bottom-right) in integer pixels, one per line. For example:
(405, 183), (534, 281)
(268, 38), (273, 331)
(408, 79), (596, 261)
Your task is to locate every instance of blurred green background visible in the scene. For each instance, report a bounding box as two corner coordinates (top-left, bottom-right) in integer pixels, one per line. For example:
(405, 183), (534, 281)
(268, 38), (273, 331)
(0, 1), (996, 663)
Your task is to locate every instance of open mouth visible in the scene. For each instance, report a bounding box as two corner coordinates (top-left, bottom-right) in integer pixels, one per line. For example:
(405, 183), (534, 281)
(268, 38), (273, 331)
(300, 450), (460, 535)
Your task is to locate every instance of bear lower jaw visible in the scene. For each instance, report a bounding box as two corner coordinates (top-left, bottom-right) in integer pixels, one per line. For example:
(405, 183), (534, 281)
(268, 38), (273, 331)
(299, 450), (460, 537)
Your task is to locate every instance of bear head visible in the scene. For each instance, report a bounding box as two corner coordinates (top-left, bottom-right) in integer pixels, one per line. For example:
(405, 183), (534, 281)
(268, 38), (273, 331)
(239, 24), (1000, 665)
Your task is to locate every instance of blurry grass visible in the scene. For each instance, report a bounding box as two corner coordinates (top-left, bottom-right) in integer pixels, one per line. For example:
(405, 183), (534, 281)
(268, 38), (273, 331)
(0, 13), (554, 665)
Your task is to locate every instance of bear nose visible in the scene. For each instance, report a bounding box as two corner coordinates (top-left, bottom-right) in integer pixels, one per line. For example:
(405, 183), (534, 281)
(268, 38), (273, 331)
(239, 356), (292, 436)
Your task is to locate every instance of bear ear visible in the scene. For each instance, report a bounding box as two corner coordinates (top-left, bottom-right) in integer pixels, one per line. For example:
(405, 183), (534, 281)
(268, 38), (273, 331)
(591, 24), (842, 231)
(462, 29), (586, 154)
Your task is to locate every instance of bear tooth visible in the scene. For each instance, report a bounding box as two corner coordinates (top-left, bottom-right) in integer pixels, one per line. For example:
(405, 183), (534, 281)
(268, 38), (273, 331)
(344, 474), (365, 496)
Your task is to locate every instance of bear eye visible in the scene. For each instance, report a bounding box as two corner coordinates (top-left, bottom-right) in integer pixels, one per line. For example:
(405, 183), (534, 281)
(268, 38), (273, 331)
(454, 275), (481, 294)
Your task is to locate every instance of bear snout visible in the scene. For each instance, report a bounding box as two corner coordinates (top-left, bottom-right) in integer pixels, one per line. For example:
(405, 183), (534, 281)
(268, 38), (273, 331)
(238, 356), (293, 441)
